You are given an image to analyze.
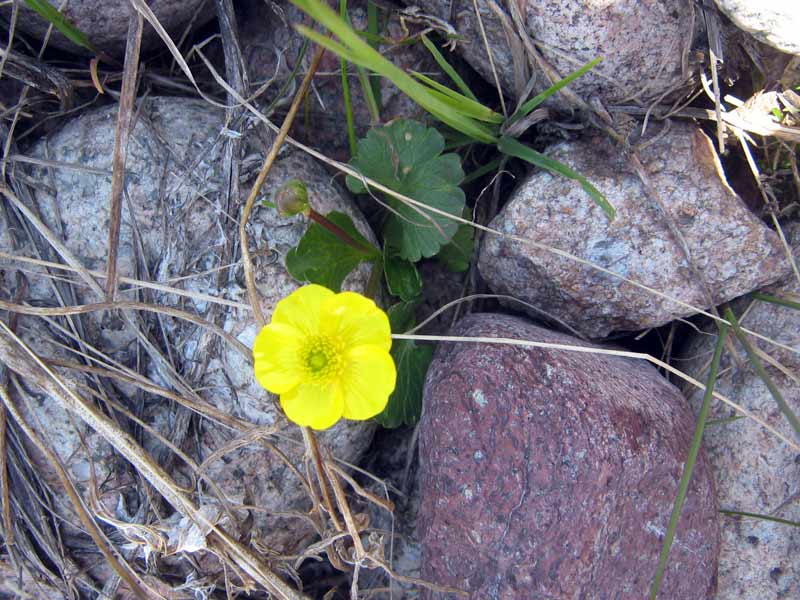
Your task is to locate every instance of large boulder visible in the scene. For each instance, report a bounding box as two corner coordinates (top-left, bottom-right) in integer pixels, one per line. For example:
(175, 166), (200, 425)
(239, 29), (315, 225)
(478, 123), (790, 338)
(419, 313), (720, 598)
(2, 96), (379, 568)
(413, 0), (695, 104)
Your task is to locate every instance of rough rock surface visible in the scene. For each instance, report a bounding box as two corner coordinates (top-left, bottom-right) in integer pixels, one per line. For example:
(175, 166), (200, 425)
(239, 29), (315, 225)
(478, 123), (790, 338)
(361, 426), (423, 596)
(2, 97), (378, 559)
(714, 0), (800, 55)
(415, 0), (694, 104)
(22, 97), (228, 356)
(418, 313), (720, 599)
(680, 231), (800, 599)
(238, 0), (431, 160)
(178, 149), (380, 554)
(1, 0), (212, 55)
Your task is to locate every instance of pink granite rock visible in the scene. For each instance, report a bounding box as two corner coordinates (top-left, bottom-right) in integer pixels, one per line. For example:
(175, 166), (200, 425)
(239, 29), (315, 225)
(413, 0), (694, 104)
(478, 123), (790, 338)
(419, 313), (720, 599)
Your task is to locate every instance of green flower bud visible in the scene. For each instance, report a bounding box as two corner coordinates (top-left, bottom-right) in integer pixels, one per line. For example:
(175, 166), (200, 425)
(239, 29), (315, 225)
(275, 179), (310, 217)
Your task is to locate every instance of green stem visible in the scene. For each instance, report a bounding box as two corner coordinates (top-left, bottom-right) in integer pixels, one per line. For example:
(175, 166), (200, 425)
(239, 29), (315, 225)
(339, 0), (358, 156)
(720, 509), (800, 527)
(306, 208), (377, 256)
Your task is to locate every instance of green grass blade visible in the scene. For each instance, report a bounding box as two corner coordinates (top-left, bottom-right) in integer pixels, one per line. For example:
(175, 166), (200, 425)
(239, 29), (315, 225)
(510, 57), (601, 123)
(420, 33), (478, 101)
(462, 157), (503, 184)
(297, 26), (361, 63)
(498, 136), (615, 219)
(412, 71), (504, 123)
(720, 509), (800, 527)
(357, 65), (381, 122)
(366, 0), (382, 108)
(292, 0), (498, 143)
(23, 0), (95, 51)
(752, 292), (800, 311)
(649, 324), (728, 600)
(340, 0), (358, 155)
(723, 306), (800, 439)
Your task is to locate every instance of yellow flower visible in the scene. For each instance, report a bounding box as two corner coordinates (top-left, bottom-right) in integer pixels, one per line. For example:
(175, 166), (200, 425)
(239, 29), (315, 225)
(253, 284), (397, 430)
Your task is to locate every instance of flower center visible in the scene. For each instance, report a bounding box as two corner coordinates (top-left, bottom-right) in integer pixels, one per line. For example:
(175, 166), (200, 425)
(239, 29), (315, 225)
(301, 336), (342, 381)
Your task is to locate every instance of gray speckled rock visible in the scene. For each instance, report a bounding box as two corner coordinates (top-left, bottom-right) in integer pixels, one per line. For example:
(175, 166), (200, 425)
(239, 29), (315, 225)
(419, 313), (720, 599)
(178, 149), (380, 554)
(415, 0), (694, 104)
(0, 0), (212, 56)
(680, 232), (800, 599)
(714, 0), (800, 55)
(22, 97), (227, 356)
(478, 123), (790, 338)
(239, 0), (430, 160)
(3, 96), (379, 559)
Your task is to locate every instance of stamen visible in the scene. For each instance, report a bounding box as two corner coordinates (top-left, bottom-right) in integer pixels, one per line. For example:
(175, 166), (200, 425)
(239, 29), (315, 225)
(302, 336), (342, 381)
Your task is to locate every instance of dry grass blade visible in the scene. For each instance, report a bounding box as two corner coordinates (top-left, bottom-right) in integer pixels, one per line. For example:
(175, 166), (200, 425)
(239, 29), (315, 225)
(0, 251), (250, 309)
(471, 0), (505, 116)
(0, 321), (309, 599)
(240, 45), (326, 328)
(0, 382), (155, 599)
(0, 297), (252, 361)
(106, 12), (143, 300)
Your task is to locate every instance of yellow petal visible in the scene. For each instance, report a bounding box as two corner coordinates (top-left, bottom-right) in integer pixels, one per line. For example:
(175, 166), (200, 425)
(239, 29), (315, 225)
(321, 292), (392, 352)
(280, 382), (344, 430)
(272, 284), (332, 336)
(340, 345), (396, 420)
(253, 322), (304, 394)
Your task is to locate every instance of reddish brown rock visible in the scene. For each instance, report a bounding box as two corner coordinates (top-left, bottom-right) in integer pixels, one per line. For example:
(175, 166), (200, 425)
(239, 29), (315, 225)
(418, 313), (720, 599)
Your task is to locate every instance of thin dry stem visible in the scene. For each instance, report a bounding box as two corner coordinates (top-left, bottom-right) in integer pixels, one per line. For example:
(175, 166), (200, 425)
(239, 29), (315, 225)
(240, 45), (326, 328)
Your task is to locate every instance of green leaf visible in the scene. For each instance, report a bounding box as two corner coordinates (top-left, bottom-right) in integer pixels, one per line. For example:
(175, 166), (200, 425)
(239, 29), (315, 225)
(412, 71), (504, 123)
(436, 219), (474, 272)
(384, 245), (422, 301)
(386, 301), (417, 332)
(376, 303), (432, 428)
(752, 292), (800, 312)
(285, 211), (379, 292)
(348, 120), (466, 261)
(498, 135), (615, 220)
(23, 0), (96, 51)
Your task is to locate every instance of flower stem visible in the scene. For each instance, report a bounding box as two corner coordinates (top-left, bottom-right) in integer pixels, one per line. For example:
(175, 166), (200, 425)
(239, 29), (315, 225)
(307, 208), (378, 256)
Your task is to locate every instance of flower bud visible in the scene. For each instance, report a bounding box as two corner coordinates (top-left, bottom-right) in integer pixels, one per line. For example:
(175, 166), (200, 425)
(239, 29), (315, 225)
(274, 179), (310, 217)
